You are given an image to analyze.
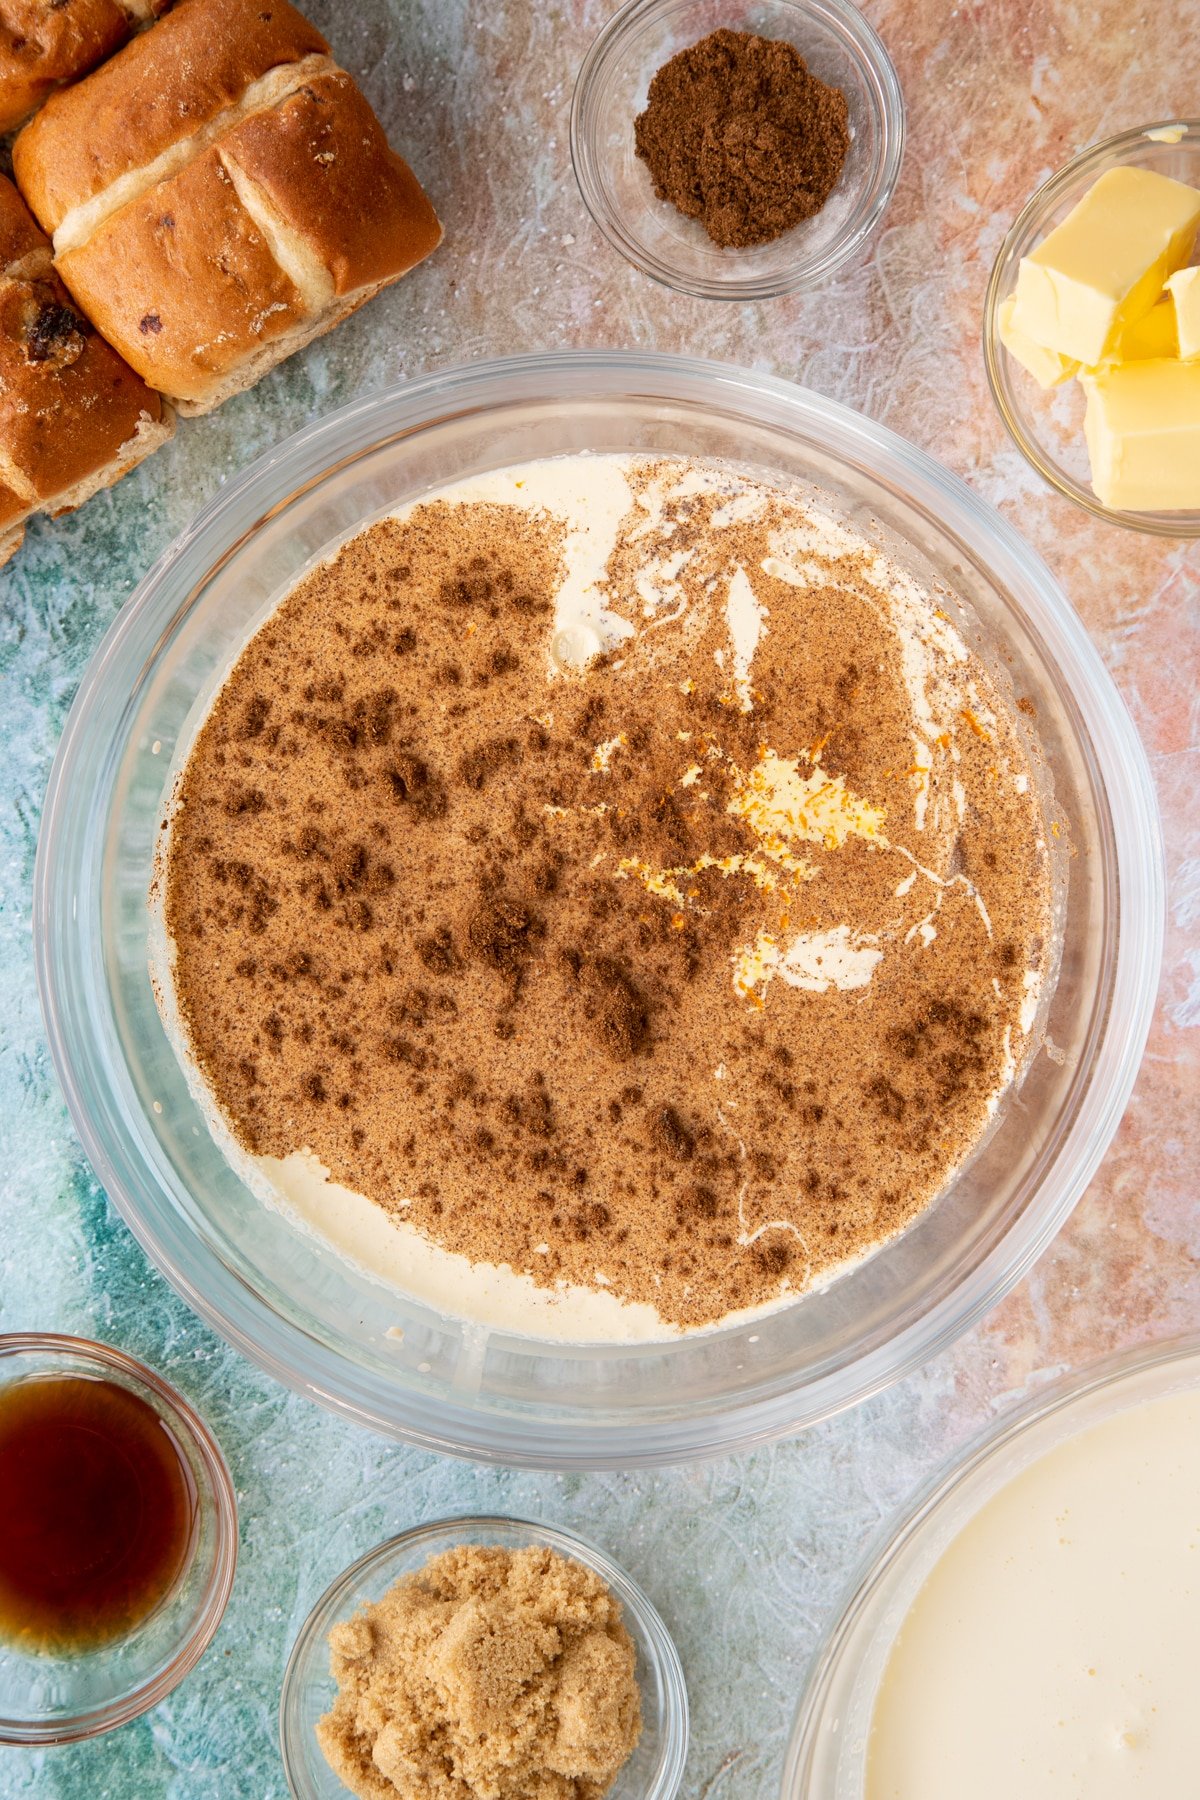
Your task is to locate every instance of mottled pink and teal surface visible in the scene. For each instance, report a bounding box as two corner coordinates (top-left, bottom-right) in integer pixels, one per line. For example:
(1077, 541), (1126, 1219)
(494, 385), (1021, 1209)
(0, 2), (1196, 1796)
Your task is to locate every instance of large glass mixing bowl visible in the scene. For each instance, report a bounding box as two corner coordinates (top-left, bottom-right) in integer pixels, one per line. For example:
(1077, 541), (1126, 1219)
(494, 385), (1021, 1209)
(34, 352), (1163, 1468)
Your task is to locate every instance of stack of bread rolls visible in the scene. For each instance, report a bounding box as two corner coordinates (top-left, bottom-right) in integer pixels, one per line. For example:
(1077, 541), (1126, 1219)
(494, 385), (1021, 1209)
(0, 0), (440, 565)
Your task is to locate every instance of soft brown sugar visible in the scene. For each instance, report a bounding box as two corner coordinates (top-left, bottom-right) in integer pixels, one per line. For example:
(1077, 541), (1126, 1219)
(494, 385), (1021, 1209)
(316, 1544), (641, 1800)
(161, 459), (1057, 1330)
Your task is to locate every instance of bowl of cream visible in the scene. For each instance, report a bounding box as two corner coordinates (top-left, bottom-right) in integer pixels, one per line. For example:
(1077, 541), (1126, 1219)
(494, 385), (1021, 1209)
(784, 1334), (1200, 1798)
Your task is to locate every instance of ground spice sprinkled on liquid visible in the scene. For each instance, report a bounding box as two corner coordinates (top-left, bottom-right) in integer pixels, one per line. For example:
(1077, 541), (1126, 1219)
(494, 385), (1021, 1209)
(158, 455), (1059, 1334)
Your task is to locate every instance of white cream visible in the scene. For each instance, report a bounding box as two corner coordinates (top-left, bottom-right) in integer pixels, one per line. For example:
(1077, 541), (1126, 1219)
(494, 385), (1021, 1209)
(725, 564), (767, 711)
(634, 547), (692, 617)
(249, 1138), (857, 1344)
(155, 880), (692, 1344)
(258, 1151), (674, 1343)
(904, 911), (938, 949)
(589, 733), (625, 773)
(1021, 966), (1044, 1035)
(867, 1388), (1200, 1800)
(458, 457), (637, 666)
(734, 925), (883, 1000)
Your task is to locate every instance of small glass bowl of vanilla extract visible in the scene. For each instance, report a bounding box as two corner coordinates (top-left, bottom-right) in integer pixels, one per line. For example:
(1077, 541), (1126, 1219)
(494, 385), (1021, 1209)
(0, 1334), (237, 1744)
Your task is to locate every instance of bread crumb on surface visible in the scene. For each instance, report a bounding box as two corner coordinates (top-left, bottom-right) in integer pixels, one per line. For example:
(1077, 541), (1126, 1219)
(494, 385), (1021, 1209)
(316, 1544), (643, 1800)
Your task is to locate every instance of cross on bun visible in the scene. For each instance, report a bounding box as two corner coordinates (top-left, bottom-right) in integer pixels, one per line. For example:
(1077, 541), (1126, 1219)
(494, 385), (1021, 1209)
(13, 0), (442, 414)
(0, 173), (170, 567)
(0, 0), (171, 136)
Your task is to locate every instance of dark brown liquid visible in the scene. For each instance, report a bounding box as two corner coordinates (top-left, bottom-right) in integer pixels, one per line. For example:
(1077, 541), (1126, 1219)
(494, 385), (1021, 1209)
(0, 1374), (197, 1652)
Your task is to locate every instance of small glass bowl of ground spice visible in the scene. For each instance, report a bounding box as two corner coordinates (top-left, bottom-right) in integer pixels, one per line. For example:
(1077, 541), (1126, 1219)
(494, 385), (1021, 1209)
(280, 1515), (688, 1800)
(571, 0), (903, 299)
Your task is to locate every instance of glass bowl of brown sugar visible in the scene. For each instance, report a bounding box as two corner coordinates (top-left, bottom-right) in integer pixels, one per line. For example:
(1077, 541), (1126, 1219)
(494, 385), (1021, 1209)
(279, 1516), (688, 1800)
(570, 0), (904, 299)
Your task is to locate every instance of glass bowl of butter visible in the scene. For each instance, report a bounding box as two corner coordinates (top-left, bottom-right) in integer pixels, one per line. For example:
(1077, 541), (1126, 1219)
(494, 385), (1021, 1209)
(984, 120), (1200, 535)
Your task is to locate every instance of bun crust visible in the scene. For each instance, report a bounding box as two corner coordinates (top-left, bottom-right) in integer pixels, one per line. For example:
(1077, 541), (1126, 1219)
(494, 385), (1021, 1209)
(0, 173), (171, 553)
(56, 145), (310, 404)
(0, 168), (51, 266)
(220, 71), (442, 297)
(13, 0), (327, 231)
(0, 0), (140, 136)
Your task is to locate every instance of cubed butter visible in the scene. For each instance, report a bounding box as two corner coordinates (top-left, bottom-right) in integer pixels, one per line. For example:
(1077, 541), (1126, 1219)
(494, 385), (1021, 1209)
(1166, 265), (1200, 358)
(997, 295), (1078, 386)
(1082, 358), (1200, 510)
(1012, 166), (1200, 365)
(1114, 296), (1178, 361)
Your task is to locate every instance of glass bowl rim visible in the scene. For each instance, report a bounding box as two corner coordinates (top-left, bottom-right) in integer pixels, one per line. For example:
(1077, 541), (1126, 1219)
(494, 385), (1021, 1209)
(0, 1331), (238, 1746)
(278, 1511), (690, 1800)
(780, 1331), (1200, 1797)
(983, 117), (1200, 538)
(569, 0), (906, 299)
(33, 348), (1165, 1468)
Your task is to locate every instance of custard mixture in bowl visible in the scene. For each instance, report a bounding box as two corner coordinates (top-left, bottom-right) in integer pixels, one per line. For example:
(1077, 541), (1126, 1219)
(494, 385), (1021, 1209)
(154, 454), (1057, 1341)
(35, 354), (1161, 1465)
